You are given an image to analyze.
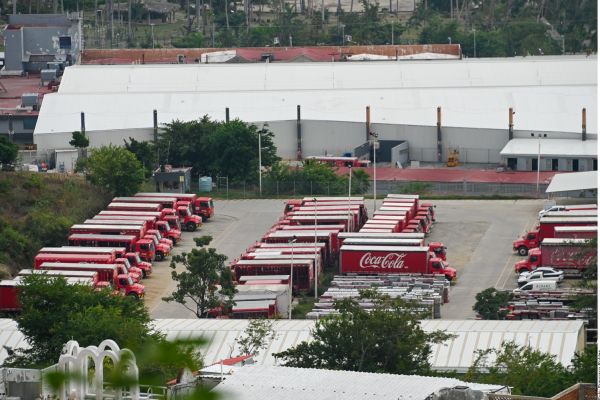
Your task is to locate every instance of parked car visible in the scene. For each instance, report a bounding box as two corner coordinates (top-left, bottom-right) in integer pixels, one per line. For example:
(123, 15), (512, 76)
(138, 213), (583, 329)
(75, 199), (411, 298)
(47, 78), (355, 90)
(513, 280), (558, 293)
(517, 268), (564, 287)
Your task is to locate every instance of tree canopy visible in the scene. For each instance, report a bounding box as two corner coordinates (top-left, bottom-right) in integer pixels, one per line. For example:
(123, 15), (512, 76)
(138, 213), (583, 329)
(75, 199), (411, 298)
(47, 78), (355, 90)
(163, 236), (237, 318)
(473, 287), (513, 319)
(0, 136), (18, 167)
(86, 145), (145, 196)
(274, 290), (452, 375)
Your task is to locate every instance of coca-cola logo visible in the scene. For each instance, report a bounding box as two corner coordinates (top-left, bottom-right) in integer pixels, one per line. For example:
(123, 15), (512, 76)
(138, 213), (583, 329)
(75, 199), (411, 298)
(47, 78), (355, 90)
(359, 252), (407, 269)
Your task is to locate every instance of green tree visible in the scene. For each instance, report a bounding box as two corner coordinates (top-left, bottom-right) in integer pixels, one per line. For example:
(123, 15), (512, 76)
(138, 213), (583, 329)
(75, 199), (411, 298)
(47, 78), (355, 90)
(69, 131), (89, 149)
(86, 145), (145, 196)
(274, 290), (452, 374)
(236, 319), (276, 357)
(172, 32), (205, 47)
(7, 274), (160, 366)
(163, 236), (237, 318)
(0, 136), (18, 167)
(473, 287), (513, 319)
(465, 341), (573, 397)
(571, 344), (597, 384)
(124, 137), (157, 178)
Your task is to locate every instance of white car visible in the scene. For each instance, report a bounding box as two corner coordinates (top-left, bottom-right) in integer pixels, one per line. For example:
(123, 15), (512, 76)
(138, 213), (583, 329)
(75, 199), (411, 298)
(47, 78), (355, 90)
(518, 268), (564, 287)
(538, 205), (566, 219)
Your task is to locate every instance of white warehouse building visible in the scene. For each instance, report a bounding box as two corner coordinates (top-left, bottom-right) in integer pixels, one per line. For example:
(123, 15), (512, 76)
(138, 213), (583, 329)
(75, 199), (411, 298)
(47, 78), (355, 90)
(33, 55), (597, 169)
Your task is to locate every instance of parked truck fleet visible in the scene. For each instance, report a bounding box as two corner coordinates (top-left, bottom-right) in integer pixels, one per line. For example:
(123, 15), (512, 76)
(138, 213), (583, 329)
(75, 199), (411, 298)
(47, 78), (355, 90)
(0, 191), (214, 313)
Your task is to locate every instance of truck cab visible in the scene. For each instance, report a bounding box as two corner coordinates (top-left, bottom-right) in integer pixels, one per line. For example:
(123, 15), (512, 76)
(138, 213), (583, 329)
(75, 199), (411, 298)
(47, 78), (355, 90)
(125, 252), (152, 278)
(196, 197), (215, 221)
(147, 229), (173, 249)
(177, 205), (202, 231)
(143, 235), (169, 261)
(156, 219), (181, 245)
(429, 242), (447, 260)
(114, 274), (145, 299)
(514, 248), (541, 273)
(136, 239), (156, 262)
(513, 230), (539, 256)
(430, 257), (457, 281)
(115, 258), (142, 282)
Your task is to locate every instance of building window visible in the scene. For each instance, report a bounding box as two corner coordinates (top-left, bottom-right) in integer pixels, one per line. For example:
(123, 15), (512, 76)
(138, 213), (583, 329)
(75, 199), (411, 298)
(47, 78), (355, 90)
(59, 36), (72, 49)
(572, 159), (579, 172)
(531, 158), (538, 171)
(551, 159), (558, 171)
(594, 159), (597, 171)
(507, 158), (517, 170)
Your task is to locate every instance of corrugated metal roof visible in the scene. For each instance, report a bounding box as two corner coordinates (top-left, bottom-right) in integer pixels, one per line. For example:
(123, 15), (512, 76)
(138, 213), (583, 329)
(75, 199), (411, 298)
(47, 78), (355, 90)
(546, 171), (598, 193)
(0, 319), (585, 370)
(34, 56), (597, 139)
(499, 138), (597, 158)
(211, 365), (508, 399)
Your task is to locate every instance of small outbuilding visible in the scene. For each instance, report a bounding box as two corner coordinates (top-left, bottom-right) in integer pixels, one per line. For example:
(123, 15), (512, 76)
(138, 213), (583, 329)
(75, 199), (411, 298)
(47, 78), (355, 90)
(152, 166), (191, 193)
(545, 170), (598, 197)
(500, 138), (597, 172)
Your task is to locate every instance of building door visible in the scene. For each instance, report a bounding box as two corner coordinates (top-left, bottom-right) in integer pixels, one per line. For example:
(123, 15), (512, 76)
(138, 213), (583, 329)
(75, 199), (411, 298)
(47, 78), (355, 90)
(531, 158), (538, 171)
(594, 159), (597, 171)
(507, 158), (517, 170)
(572, 159), (579, 171)
(551, 159), (558, 171)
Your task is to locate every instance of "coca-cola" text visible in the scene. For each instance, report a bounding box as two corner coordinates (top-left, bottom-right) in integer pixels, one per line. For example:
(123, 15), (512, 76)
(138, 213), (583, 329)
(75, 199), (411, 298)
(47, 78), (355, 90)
(359, 252), (407, 269)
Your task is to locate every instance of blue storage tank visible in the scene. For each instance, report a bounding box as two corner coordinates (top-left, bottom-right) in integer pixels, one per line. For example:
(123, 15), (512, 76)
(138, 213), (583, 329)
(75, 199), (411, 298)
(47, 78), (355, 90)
(199, 176), (213, 192)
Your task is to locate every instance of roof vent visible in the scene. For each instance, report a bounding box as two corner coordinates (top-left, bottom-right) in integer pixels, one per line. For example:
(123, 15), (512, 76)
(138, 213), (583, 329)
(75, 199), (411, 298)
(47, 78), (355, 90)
(21, 93), (39, 109)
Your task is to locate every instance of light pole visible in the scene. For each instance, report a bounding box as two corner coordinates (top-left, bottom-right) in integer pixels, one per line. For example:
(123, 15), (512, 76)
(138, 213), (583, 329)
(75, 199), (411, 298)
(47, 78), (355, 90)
(369, 131), (379, 214)
(288, 236), (297, 319)
(533, 133), (546, 193)
(472, 28), (476, 58)
(347, 164), (353, 231)
(150, 23), (155, 49)
(313, 197), (318, 299)
(258, 123), (268, 197)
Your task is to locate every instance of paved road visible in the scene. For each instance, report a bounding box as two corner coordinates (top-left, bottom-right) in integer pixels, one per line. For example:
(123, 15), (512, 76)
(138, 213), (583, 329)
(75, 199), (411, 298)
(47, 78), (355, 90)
(148, 198), (544, 319)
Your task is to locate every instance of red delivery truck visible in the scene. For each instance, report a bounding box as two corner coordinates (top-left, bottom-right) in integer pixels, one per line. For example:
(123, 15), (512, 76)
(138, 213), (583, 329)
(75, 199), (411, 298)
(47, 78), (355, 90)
(513, 238), (596, 276)
(85, 219), (172, 249)
(513, 216), (597, 256)
(285, 215), (353, 232)
(242, 252), (323, 274)
(339, 245), (456, 281)
(34, 253), (114, 268)
(251, 242), (327, 263)
(0, 277), (95, 313)
(341, 238), (447, 260)
(18, 268), (100, 285)
(263, 230), (336, 262)
(232, 259), (315, 292)
(40, 246), (124, 258)
(362, 221), (401, 232)
(107, 202), (163, 212)
(99, 210), (166, 220)
(338, 231), (425, 251)
(135, 193), (215, 221)
(38, 262), (145, 298)
(542, 210), (597, 218)
(554, 226), (597, 239)
(67, 233), (155, 262)
(287, 210), (360, 229)
(115, 197), (201, 231)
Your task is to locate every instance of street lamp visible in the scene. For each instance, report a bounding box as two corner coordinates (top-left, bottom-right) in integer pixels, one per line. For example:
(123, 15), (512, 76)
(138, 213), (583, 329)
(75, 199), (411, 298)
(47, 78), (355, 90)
(472, 28), (476, 58)
(258, 123), (268, 196)
(313, 197), (318, 299)
(369, 131), (379, 213)
(288, 236), (297, 319)
(150, 23), (155, 49)
(347, 163), (353, 231)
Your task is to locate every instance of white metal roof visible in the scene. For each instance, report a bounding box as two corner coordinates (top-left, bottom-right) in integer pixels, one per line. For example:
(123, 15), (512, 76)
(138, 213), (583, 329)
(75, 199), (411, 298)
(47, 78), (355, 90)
(546, 171), (599, 193)
(211, 365), (508, 399)
(500, 138), (598, 157)
(0, 319), (584, 370)
(34, 56), (597, 137)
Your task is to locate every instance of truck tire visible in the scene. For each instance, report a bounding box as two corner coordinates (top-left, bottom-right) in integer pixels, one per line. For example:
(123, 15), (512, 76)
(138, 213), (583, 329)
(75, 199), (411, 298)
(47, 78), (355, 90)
(141, 270), (147, 279)
(156, 251), (164, 261)
(127, 293), (139, 300)
(518, 246), (529, 256)
(186, 222), (197, 232)
(518, 267), (529, 274)
(202, 215), (207, 222)
(170, 237), (177, 246)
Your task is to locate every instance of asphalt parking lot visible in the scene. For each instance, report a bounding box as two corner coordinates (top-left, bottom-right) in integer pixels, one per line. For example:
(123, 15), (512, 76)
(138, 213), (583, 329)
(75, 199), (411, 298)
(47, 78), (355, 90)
(148, 198), (544, 319)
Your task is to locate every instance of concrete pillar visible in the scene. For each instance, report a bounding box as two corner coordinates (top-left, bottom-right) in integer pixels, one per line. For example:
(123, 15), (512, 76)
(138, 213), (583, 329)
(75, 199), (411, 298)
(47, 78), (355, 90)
(80, 112), (86, 135)
(365, 106), (371, 142)
(508, 107), (514, 141)
(225, 107), (230, 122)
(153, 109), (158, 142)
(582, 108), (586, 141)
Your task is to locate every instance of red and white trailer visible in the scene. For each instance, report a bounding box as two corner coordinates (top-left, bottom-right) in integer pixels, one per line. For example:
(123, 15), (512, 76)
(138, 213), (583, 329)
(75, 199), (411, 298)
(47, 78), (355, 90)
(554, 225), (597, 239)
(339, 245), (456, 280)
(231, 259), (315, 292)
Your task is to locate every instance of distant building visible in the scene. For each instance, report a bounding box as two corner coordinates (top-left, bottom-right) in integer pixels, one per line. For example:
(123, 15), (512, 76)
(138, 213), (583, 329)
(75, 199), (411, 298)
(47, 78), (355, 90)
(3, 13), (82, 74)
(153, 166), (192, 193)
(500, 138), (597, 172)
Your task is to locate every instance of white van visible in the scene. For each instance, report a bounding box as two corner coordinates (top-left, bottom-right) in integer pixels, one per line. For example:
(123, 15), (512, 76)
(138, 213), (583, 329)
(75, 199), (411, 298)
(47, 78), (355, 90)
(513, 281), (557, 293)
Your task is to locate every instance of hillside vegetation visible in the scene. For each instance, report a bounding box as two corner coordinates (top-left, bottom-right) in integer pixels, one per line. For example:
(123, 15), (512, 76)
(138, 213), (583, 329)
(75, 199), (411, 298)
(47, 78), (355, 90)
(0, 173), (112, 276)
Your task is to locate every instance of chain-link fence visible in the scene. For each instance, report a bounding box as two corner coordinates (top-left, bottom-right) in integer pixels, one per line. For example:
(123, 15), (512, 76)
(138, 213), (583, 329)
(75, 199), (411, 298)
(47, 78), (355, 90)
(197, 177), (547, 199)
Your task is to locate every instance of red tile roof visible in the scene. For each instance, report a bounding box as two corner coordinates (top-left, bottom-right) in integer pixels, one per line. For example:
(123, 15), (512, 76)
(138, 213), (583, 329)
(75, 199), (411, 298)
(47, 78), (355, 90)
(0, 74), (54, 116)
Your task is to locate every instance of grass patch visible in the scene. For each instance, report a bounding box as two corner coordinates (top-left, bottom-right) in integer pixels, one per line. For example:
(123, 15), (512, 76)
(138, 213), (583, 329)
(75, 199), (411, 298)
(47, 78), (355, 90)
(292, 295), (317, 319)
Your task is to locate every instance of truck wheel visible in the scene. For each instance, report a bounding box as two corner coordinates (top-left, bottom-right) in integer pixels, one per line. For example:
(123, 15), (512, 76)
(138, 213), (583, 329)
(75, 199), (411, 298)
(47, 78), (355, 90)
(141, 270), (147, 279)
(202, 215), (207, 222)
(518, 267), (529, 274)
(156, 252), (164, 261)
(170, 238), (177, 245)
(518, 246), (529, 256)
(127, 293), (139, 300)
(186, 222), (197, 232)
